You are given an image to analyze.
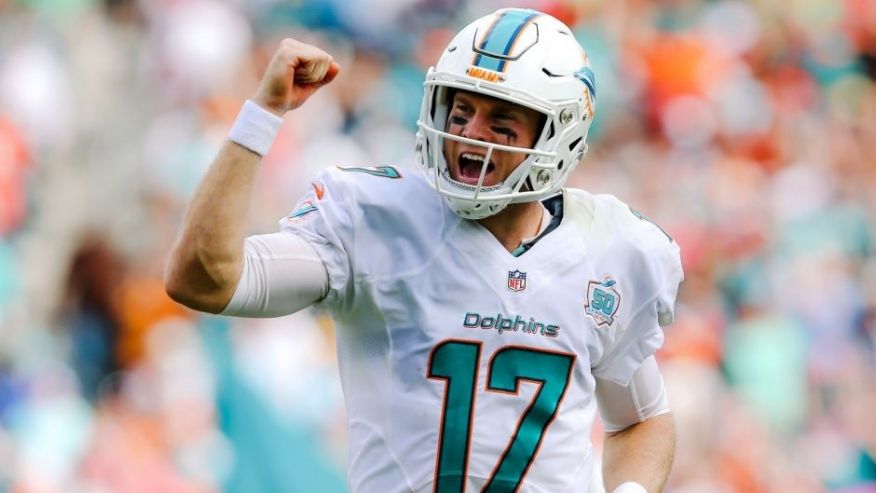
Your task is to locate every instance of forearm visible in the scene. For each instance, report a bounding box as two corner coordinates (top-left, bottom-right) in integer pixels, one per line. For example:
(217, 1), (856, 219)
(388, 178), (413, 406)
(165, 38), (339, 313)
(602, 412), (675, 493)
(165, 140), (262, 312)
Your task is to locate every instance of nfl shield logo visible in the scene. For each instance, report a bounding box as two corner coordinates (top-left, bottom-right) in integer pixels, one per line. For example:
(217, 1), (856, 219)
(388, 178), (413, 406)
(507, 270), (527, 292)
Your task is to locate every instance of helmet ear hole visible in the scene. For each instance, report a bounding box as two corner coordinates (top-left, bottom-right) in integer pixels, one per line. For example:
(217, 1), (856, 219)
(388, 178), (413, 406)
(558, 160), (565, 171)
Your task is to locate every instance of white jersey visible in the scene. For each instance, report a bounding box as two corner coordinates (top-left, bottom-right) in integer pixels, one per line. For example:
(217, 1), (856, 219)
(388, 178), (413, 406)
(280, 165), (683, 493)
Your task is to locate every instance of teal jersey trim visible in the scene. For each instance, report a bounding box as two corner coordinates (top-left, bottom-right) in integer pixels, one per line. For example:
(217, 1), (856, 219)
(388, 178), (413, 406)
(336, 165), (402, 179)
(509, 195), (564, 258)
(474, 10), (538, 72)
(290, 202), (317, 219)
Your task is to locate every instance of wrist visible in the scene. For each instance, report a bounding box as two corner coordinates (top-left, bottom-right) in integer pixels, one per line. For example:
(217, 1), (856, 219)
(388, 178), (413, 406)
(612, 482), (647, 493)
(250, 96), (286, 118)
(228, 100), (284, 156)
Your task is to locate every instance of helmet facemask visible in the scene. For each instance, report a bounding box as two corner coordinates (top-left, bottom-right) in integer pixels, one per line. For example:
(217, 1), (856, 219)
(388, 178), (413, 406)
(421, 86), (557, 219)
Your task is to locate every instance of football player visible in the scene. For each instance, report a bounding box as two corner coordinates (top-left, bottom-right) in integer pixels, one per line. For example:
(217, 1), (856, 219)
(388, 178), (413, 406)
(166, 8), (683, 493)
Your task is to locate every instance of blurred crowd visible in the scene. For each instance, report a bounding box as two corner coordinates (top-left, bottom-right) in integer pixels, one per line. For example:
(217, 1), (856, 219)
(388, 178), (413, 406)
(0, 0), (874, 491)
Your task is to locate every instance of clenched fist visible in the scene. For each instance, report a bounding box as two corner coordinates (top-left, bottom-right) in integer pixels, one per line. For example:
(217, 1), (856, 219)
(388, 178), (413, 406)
(251, 38), (341, 116)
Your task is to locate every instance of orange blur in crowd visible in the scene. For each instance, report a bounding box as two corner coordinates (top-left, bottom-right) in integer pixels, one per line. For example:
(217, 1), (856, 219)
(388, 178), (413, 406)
(0, 0), (874, 492)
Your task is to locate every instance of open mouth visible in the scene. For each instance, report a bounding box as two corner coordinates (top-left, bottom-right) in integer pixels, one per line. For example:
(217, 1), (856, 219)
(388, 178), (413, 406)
(456, 152), (495, 184)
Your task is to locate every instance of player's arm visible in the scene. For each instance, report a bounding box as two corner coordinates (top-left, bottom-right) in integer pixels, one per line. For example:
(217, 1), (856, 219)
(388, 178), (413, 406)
(164, 39), (340, 313)
(596, 356), (675, 493)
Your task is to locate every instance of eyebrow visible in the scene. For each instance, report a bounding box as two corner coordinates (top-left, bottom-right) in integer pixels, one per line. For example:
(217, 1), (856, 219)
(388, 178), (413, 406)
(453, 99), (473, 111)
(491, 108), (520, 120)
(453, 97), (524, 120)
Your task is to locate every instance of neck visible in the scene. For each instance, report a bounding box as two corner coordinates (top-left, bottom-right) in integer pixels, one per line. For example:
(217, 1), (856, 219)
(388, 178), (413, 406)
(477, 201), (544, 253)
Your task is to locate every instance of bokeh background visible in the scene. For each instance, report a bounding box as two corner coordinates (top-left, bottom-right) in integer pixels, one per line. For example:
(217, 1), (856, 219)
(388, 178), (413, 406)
(0, 0), (875, 491)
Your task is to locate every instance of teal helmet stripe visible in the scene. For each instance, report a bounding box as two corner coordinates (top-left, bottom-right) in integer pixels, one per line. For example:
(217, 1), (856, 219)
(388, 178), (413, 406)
(474, 9), (538, 72)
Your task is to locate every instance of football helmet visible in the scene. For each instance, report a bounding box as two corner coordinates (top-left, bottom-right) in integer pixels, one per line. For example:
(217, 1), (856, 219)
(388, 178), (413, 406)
(416, 8), (596, 219)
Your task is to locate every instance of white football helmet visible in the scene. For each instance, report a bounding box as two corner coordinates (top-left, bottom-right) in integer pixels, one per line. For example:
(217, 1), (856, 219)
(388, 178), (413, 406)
(416, 8), (597, 219)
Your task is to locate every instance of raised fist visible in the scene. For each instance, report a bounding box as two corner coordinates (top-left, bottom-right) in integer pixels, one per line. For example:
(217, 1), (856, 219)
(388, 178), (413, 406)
(251, 38), (341, 116)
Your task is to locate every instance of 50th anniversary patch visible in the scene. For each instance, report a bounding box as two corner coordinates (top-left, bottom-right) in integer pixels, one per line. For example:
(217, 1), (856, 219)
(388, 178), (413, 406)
(584, 277), (621, 326)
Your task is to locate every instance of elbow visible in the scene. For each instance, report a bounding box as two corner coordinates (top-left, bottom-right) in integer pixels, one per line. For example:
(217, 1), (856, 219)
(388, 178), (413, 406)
(163, 266), (193, 308)
(163, 254), (234, 314)
(163, 258), (201, 311)
(163, 253), (183, 300)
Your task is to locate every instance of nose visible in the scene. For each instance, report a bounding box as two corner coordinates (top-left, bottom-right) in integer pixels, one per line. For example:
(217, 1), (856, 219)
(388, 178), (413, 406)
(459, 112), (491, 141)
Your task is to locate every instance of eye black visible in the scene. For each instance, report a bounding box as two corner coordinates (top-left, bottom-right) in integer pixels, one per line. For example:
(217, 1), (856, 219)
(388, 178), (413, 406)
(449, 116), (468, 125)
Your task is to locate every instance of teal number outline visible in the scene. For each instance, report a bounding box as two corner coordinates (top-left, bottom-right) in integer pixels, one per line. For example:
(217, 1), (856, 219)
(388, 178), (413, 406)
(428, 341), (576, 492)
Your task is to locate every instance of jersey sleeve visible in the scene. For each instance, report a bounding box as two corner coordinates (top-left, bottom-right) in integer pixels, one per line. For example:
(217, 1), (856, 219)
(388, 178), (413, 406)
(220, 232), (329, 318)
(590, 207), (683, 386)
(277, 168), (358, 311)
(595, 355), (671, 432)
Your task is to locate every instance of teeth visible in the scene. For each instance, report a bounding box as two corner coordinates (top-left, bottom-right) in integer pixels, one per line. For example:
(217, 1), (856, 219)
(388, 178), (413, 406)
(461, 152), (486, 163)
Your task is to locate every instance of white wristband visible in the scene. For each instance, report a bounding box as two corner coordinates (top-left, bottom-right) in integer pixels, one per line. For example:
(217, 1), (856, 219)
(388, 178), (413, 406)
(228, 100), (284, 156)
(612, 482), (647, 493)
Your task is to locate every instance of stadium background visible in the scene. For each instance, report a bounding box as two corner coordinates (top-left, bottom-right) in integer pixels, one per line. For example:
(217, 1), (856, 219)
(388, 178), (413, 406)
(0, 0), (874, 491)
